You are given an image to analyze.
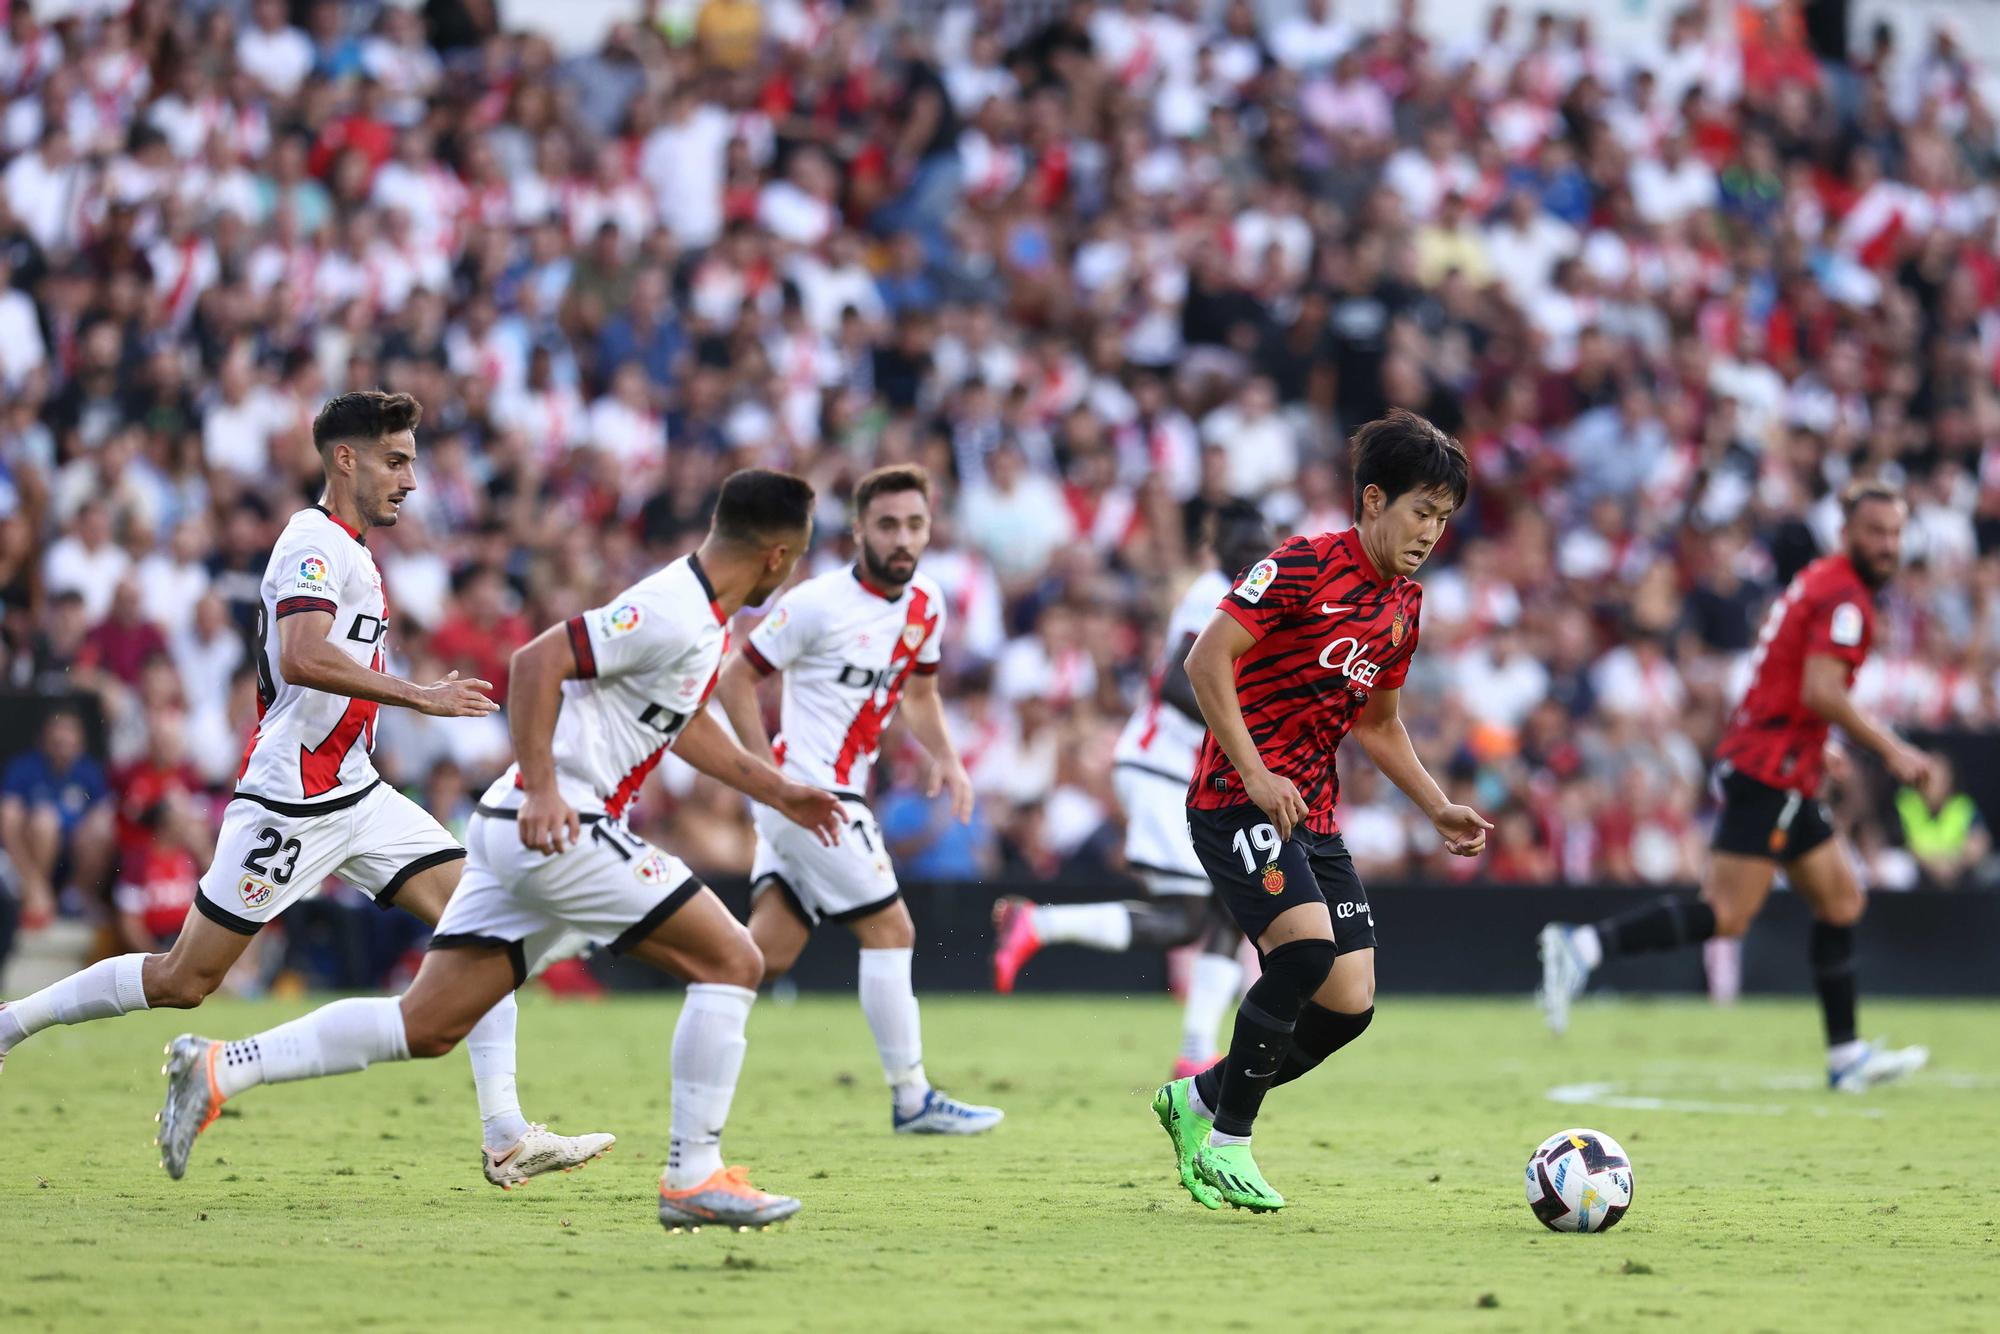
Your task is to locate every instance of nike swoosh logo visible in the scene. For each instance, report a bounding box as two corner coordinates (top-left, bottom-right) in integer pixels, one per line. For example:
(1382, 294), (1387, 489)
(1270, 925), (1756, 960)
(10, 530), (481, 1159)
(1319, 603), (1353, 618)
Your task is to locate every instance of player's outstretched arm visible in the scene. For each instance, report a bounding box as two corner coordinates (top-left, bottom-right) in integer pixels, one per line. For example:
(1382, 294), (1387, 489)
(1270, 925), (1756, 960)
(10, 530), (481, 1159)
(1349, 687), (1491, 857)
(713, 649), (775, 758)
(1186, 611), (1309, 840)
(1801, 655), (1945, 801)
(277, 610), (497, 717)
(899, 672), (974, 823)
(507, 625), (582, 854)
(671, 709), (843, 846)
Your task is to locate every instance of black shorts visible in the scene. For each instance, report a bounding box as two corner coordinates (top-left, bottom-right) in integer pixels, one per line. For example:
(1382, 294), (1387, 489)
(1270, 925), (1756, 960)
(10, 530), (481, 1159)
(1708, 766), (1834, 863)
(1186, 804), (1377, 952)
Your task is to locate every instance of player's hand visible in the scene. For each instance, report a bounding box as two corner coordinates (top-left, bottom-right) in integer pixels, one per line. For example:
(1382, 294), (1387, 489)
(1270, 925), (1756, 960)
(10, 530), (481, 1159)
(1885, 742), (1946, 803)
(1243, 768), (1309, 842)
(1432, 803), (1493, 857)
(518, 785), (581, 855)
(416, 670), (500, 718)
(778, 782), (844, 848)
(928, 759), (976, 824)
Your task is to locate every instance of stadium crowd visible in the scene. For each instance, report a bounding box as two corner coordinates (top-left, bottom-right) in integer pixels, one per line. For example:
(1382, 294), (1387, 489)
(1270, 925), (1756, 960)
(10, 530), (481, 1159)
(4, 0), (2000, 980)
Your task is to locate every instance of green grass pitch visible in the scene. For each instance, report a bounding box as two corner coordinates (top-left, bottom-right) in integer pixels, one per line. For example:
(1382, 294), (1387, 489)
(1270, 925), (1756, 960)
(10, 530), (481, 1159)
(3, 992), (1994, 1333)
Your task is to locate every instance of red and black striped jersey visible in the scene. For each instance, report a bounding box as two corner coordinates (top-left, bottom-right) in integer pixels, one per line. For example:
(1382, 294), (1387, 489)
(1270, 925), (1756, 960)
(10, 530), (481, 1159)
(1187, 530), (1423, 835)
(1714, 553), (1876, 794)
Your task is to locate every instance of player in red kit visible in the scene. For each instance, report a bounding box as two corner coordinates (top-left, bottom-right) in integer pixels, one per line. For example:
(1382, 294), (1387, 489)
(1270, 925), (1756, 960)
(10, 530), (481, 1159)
(1153, 411), (1492, 1213)
(1539, 480), (1943, 1091)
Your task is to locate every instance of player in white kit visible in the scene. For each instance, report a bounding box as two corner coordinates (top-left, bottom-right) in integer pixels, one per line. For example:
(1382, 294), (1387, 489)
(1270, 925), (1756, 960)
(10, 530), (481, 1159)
(990, 504), (1274, 1076)
(714, 465), (1002, 1135)
(0, 391), (610, 1188)
(157, 469), (844, 1233)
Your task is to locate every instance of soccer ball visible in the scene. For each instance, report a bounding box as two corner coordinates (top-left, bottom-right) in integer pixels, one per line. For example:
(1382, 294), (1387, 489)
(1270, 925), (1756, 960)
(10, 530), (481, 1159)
(1524, 1128), (1634, 1233)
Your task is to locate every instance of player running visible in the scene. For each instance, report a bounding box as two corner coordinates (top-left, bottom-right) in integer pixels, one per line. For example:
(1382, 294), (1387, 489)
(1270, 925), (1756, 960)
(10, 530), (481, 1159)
(713, 464), (1001, 1135)
(0, 390), (610, 1189)
(156, 469), (845, 1232)
(1153, 410), (1490, 1213)
(990, 503), (1275, 1078)
(1537, 479), (1941, 1091)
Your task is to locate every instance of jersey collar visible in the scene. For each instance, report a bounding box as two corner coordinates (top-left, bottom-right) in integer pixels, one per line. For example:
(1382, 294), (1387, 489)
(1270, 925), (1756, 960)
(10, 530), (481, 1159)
(312, 504), (367, 545)
(686, 552), (726, 624)
(851, 564), (905, 603)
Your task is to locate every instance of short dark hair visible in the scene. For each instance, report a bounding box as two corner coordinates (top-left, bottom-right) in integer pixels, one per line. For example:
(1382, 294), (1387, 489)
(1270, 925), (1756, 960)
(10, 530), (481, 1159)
(312, 390), (422, 455)
(1841, 476), (1904, 518)
(854, 464), (931, 516)
(713, 468), (815, 545)
(1350, 409), (1470, 520)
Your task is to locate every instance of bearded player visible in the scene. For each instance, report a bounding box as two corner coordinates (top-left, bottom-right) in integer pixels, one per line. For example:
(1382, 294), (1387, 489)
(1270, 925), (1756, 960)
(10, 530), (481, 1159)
(1153, 410), (1491, 1213)
(156, 469), (845, 1232)
(1538, 479), (1941, 1091)
(990, 503), (1275, 1079)
(0, 390), (611, 1188)
(713, 464), (1002, 1135)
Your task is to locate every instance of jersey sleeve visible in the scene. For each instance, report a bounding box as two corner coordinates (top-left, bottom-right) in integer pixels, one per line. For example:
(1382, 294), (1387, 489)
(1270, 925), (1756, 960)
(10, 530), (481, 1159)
(1217, 535), (1318, 641)
(1804, 592), (1872, 668)
(914, 591), (947, 674)
(271, 529), (342, 621)
(1375, 589), (1422, 691)
(568, 593), (672, 680)
(743, 585), (819, 675)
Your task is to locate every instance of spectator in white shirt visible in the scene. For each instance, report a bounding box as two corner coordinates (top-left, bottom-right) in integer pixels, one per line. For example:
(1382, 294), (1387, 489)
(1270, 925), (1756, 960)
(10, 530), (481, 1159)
(1630, 131), (1718, 225)
(958, 441), (1075, 584)
(1200, 376), (1299, 498)
(0, 251), (47, 391)
(44, 501), (132, 624)
(1269, 0), (1354, 74)
(236, 0), (315, 99)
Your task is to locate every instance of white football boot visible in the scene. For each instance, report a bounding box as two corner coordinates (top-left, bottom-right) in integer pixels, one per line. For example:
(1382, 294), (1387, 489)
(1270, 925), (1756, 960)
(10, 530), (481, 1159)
(483, 1124), (617, 1189)
(1829, 1041), (1929, 1093)
(892, 1088), (1004, 1135)
(1537, 924), (1593, 1036)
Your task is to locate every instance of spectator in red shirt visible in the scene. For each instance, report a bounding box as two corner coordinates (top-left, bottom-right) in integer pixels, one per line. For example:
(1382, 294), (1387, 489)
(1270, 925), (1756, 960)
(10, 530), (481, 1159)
(426, 565), (531, 702)
(77, 578), (169, 687)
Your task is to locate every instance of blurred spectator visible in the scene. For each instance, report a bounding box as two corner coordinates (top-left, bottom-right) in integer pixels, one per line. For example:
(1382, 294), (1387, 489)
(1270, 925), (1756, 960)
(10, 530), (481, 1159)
(1, 709), (113, 926)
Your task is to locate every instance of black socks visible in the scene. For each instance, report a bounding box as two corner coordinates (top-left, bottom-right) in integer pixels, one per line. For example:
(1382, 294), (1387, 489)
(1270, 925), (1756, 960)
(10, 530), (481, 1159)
(1202, 938), (1337, 1138)
(1810, 921), (1858, 1047)
(1597, 897), (1718, 957)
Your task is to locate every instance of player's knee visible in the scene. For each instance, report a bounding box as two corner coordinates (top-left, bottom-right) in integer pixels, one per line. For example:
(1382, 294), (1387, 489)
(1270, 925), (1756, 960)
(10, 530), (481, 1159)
(694, 931), (765, 990)
(1706, 898), (1756, 939)
(1164, 896), (1208, 947)
(1816, 891), (1865, 929)
(1254, 937), (1338, 1008)
(404, 1020), (463, 1060)
(149, 962), (222, 1010)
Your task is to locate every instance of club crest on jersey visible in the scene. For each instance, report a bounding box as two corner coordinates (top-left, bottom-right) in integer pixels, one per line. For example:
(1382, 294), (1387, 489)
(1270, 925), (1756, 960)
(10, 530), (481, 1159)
(239, 876), (274, 909)
(603, 604), (643, 637)
(298, 555), (329, 584)
(1261, 863), (1286, 895)
(633, 849), (675, 885)
(1391, 611), (1405, 648)
(1235, 559), (1279, 604)
(901, 623), (926, 651)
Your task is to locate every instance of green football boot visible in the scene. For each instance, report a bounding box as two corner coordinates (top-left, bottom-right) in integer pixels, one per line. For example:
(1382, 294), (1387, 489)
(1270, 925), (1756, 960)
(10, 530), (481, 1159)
(1152, 1077), (1220, 1209)
(1193, 1141), (1286, 1212)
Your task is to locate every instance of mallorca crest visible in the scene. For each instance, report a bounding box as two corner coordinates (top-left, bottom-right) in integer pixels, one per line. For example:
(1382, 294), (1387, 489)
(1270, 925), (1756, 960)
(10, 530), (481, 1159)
(1261, 863), (1286, 895)
(1390, 610), (1405, 648)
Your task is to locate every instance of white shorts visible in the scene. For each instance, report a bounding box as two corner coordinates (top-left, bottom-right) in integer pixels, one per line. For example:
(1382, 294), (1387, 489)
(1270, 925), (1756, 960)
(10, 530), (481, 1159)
(750, 796), (899, 927)
(195, 782), (465, 935)
(431, 810), (702, 985)
(1114, 763), (1207, 895)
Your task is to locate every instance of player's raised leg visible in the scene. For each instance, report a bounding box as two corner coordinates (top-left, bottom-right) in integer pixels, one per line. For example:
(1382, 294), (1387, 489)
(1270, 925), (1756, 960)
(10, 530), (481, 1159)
(1786, 838), (1927, 1091)
(621, 887), (800, 1231)
(382, 850), (614, 1186)
(0, 908), (248, 1074)
(158, 942), (517, 1179)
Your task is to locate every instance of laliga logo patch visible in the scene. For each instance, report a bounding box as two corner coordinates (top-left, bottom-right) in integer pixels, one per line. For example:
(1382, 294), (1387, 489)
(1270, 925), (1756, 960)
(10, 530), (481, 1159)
(902, 623), (926, 651)
(1261, 863), (1286, 895)
(239, 876), (274, 909)
(604, 604), (643, 636)
(765, 607), (789, 633)
(1235, 559), (1279, 605)
(633, 850), (674, 885)
(298, 555), (329, 584)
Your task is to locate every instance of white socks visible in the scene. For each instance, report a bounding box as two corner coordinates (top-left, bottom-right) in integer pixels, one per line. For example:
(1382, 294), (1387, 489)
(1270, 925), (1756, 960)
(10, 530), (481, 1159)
(1571, 925), (1604, 970)
(465, 993), (530, 1150)
(1031, 903), (1132, 951)
(858, 948), (930, 1117)
(1187, 1075), (1215, 1122)
(1179, 952), (1243, 1064)
(1828, 1039), (1867, 1069)
(214, 996), (410, 1098)
(0, 953), (150, 1054)
(666, 983), (755, 1190)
